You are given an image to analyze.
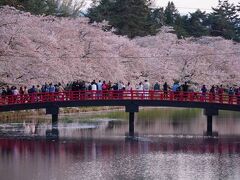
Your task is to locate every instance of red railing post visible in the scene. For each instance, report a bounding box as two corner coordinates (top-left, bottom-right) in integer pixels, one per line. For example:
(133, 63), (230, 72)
(228, 95), (233, 104)
(160, 91), (163, 100)
(219, 94), (223, 104)
(237, 94), (240, 105)
(179, 92), (183, 101)
(168, 91), (174, 101)
(149, 90), (153, 100)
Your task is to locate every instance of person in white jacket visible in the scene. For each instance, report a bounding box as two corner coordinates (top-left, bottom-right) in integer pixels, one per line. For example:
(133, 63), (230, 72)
(143, 80), (150, 98)
(91, 80), (97, 98)
(125, 82), (132, 98)
(136, 82), (143, 98)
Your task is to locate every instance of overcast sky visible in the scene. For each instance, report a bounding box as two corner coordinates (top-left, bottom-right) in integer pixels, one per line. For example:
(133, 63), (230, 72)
(154, 0), (240, 13)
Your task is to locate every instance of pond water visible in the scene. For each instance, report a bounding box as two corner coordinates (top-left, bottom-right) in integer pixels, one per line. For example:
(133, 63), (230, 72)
(0, 108), (240, 180)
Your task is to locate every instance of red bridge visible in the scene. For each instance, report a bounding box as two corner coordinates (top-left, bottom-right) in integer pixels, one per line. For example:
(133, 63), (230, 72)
(1, 90), (240, 136)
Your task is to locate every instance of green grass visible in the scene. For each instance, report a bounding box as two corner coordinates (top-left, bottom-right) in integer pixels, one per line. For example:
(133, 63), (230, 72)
(91, 108), (201, 121)
(218, 110), (240, 118)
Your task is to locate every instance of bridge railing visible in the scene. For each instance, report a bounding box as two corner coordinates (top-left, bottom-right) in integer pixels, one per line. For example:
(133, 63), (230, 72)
(0, 90), (240, 106)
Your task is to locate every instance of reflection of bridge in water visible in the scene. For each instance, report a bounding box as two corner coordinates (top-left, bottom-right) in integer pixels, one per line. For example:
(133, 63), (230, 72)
(0, 138), (240, 156)
(1, 90), (240, 137)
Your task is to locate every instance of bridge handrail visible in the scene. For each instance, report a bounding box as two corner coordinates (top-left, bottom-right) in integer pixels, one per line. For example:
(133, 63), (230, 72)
(0, 90), (240, 106)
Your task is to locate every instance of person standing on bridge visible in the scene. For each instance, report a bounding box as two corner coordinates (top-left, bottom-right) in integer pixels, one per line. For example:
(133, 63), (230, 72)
(143, 80), (150, 99)
(102, 81), (108, 99)
(136, 82), (143, 99)
(45, 83), (50, 92)
(1, 87), (7, 97)
(182, 82), (189, 100)
(125, 82), (132, 99)
(228, 87), (234, 104)
(117, 81), (124, 91)
(209, 85), (215, 102)
(107, 81), (112, 90)
(118, 81), (125, 99)
(36, 85), (41, 93)
(236, 87), (240, 104)
(217, 85), (224, 103)
(97, 80), (102, 98)
(49, 83), (55, 93)
(58, 83), (64, 92)
(126, 82), (132, 91)
(102, 81), (107, 91)
(182, 82), (189, 92)
(201, 85), (207, 101)
(163, 82), (168, 99)
(12, 86), (19, 95)
(153, 82), (160, 99)
(28, 86), (36, 94)
(23, 86), (28, 94)
(0, 87), (7, 104)
(172, 81), (180, 100)
(6, 86), (13, 95)
(19, 87), (24, 95)
(154, 82), (160, 91)
(97, 80), (102, 91)
(91, 80), (97, 99)
(172, 81), (180, 92)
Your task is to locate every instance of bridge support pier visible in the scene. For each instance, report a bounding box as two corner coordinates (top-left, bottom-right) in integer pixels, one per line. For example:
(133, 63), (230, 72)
(129, 112), (135, 137)
(46, 106), (59, 139)
(207, 115), (213, 136)
(52, 114), (58, 129)
(126, 105), (139, 137)
(204, 108), (218, 136)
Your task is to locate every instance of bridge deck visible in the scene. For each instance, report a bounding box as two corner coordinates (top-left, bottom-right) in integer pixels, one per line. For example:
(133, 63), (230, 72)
(0, 90), (240, 112)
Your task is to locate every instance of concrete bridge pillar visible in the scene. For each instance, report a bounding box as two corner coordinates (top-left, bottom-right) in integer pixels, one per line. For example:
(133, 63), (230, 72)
(204, 108), (218, 136)
(125, 105), (139, 137)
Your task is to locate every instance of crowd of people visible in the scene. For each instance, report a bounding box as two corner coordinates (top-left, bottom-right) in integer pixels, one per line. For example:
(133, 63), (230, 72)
(0, 80), (240, 98)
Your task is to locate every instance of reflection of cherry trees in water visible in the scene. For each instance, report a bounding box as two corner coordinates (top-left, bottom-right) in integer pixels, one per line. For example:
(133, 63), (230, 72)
(1, 7), (240, 88)
(0, 138), (240, 180)
(23, 121), (38, 134)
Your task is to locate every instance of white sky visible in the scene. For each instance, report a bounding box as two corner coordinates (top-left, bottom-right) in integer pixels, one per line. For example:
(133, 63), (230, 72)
(154, 0), (240, 13)
(84, 0), (240, 14)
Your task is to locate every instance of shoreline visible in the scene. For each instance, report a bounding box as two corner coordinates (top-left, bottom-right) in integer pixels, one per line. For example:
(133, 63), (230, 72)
(0, 106), (199, 122)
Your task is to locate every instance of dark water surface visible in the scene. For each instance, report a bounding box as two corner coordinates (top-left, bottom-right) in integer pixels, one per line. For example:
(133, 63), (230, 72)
(1, 108), (240, 180)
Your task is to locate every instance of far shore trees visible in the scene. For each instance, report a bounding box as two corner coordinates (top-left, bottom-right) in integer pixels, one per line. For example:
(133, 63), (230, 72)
(1, 0), (239, 41)
(87, 0), (240, 41)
